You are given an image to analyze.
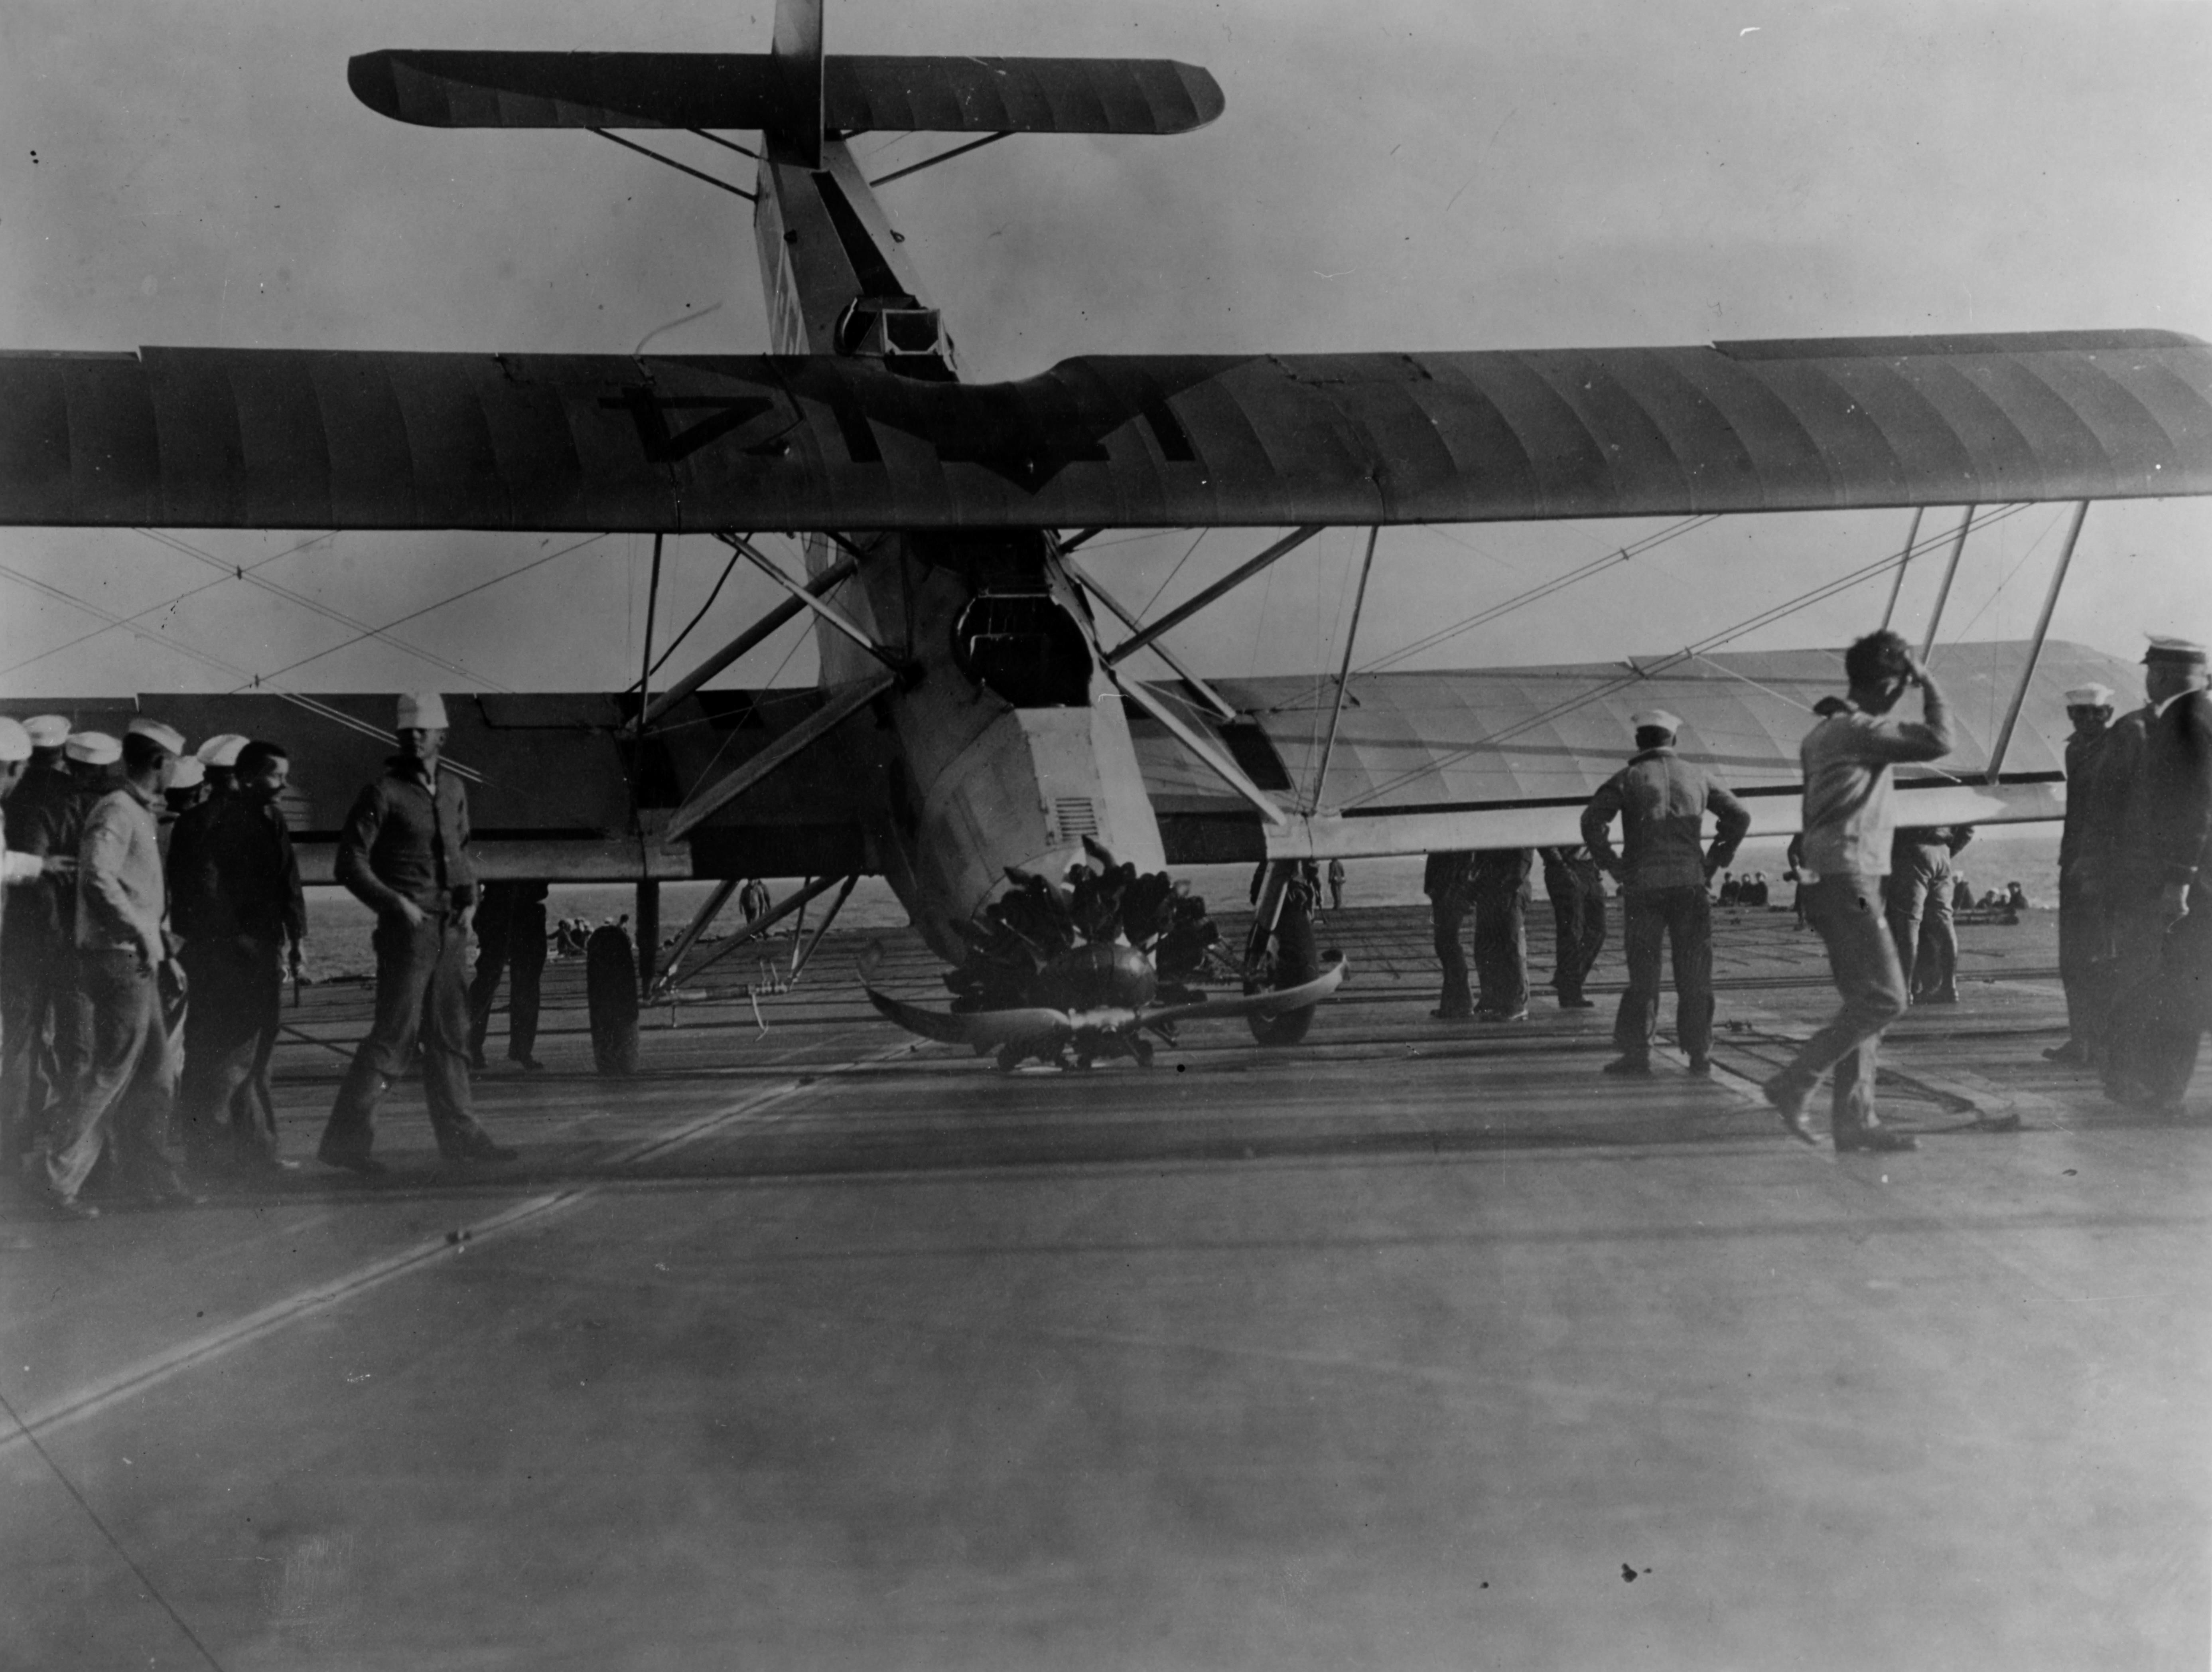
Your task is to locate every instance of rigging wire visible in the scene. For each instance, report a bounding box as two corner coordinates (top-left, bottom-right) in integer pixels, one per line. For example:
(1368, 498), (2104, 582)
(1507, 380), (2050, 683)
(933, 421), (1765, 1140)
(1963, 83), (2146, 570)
(1138, 528), (1208, 618)
(135, 528), (512, 692)
(629, 544), (746, 690)
(1338, 502), (2032, 810)
(0, 529), (337, 679)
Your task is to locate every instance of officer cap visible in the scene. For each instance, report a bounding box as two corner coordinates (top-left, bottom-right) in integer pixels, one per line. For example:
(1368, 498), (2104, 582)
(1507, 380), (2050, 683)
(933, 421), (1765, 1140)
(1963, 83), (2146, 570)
(0, 716), (28, 763)
(126, 716), (187, 756)
(2063, 683), (2113, 707)
(23, 714), (71, 750)
(396, 691), (449, 730)
(166, 756), (206, 790)
(2143, 636), (2208, 668)
(65, 731), (121, 765)
(196, 732), (249, 768)
(1630, 709), (1682, 734)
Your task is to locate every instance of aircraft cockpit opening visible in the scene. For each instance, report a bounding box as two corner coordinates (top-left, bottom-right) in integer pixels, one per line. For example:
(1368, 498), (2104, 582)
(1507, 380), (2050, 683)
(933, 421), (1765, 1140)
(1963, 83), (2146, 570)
(951, 591), (1094, 708)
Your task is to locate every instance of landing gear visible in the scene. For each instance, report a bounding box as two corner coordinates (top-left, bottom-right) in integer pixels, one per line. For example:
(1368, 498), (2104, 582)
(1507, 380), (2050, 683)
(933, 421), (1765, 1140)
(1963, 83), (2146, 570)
(1242, 859), (1321, 1045)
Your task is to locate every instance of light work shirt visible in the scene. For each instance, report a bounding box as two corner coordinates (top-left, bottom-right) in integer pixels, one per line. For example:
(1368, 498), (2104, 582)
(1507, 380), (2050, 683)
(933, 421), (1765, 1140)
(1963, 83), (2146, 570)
(1796, 694), (1952, 885)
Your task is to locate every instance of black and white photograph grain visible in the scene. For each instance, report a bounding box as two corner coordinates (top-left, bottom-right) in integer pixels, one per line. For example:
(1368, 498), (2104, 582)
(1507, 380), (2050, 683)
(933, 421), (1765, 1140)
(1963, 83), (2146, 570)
(3, 1), (2210, 1666)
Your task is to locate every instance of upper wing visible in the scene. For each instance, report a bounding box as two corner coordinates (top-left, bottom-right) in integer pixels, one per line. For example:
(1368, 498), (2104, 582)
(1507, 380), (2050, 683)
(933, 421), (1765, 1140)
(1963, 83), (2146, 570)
(1132, 640), (2136, 863)
(0, 332), (2205, 531)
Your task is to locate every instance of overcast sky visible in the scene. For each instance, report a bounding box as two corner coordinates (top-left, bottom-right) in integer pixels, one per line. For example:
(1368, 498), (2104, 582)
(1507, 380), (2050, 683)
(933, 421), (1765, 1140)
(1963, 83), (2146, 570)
(2, 0), (2207, 701)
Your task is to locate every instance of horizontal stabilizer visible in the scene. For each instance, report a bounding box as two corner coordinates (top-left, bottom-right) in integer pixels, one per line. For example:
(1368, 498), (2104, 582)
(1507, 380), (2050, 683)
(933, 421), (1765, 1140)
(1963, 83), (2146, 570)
(350, 50), (1223, 136)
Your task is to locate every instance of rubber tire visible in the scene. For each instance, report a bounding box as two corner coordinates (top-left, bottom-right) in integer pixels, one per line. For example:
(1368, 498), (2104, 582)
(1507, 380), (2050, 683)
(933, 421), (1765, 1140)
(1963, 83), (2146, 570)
(586, 925), (641, 1076)
(1245, 890), (1320, 1045)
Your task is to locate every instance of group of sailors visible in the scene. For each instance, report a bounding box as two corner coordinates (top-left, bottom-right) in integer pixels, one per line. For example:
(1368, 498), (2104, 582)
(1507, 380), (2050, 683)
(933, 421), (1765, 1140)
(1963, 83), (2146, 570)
(1423, 629), (2212, 1149)
(0, 693), (524, 1219)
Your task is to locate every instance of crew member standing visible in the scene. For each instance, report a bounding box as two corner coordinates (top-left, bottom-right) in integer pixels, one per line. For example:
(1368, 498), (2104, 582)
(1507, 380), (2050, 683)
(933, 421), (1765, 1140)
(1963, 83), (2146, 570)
(1538, 844), (1607, 1009)
(2048, 685), (2118, 1064)
(1423, 849), (1477, 1020)
(1762, 633), (1953, 1149)
(34, 720), (196, 1216)
(171, 740), (305, 1178)
(1885, 825), (1968, 1004)
(1326, 857), (1346, 911)
(468, 878), (550, 1072)
(317, 694), (516, 1173)
(0, 716), (80, 1163)
(1581, 709), (1749, 1075)
(1469, 848), (1533, 1021)
(2099, 638), (2212, 1113)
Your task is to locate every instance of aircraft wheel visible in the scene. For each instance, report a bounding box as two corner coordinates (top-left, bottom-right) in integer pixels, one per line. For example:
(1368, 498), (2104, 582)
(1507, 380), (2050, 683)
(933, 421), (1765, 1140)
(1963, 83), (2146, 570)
(586, 925), (641, 1076)
(1244, 886), (1320, 1045)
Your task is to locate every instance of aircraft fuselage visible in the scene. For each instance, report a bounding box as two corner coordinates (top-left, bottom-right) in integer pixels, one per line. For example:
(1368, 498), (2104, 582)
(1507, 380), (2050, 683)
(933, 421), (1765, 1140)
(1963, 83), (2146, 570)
(752, 138), (1165, 962)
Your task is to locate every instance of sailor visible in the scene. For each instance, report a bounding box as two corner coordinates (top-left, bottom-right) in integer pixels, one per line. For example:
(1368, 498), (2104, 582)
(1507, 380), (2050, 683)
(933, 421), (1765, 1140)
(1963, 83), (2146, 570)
(1423, 849), (1477, 1020)
(2047, 683), (2118, 1064)
(168, 733), (248, 897)
(162, 753), (209, 820)
(0, 715), (82, 1164)
(1469, 848), (1534, 1021)
(1885, 825), (1968, 1005)
(468, 878), (551, 1072)
(197, 734), (250, 797)
(1538, 844), (1606, 1009)
(170, 740), (306, 1179)
(2099, 638), (2212, 1113)
(1761, 631), (1954, 1149)
(317, 693), (516, 1173)
(1326, 857), (1346, 911)
(1581, 709), (1748, 1075)
(33, 719), (197, 1216)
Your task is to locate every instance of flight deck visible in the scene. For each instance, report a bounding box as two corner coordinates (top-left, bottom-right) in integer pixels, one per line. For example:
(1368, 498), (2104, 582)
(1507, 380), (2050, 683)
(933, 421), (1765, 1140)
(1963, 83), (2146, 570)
(4, 901), (2204, 1669)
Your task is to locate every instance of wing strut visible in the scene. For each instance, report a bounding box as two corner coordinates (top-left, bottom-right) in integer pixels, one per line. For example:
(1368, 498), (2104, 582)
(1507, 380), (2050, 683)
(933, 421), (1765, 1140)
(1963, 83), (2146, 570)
(1103, 526), (1322, 667)
(724, 533), (903, 671)
(1059, 555), (1236, 722)
(1919, 507), (1977, 659)
(634, 551), (861, 731)
(662, 669), (897, 842)
(1879, 509), (1924, 631)
(1117, 678), (1289, 827)
(1985, 500), (2090, 784)
(651, 872), (848, 996)
(1310, 525), (1379, 812)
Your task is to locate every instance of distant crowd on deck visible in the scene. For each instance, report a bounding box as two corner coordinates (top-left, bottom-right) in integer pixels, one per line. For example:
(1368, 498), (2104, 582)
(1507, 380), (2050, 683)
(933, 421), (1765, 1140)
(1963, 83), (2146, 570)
(1419, 628), (2212, 1152)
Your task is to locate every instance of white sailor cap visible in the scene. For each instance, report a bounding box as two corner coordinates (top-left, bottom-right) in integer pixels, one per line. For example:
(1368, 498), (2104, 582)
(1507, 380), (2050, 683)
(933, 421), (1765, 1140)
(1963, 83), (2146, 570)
(166, 756), (206, 791)
(195, 732), (249, 769)
(126, 716), (187, 756)
(395, 691), (449, 730)
(0, 717), (28, 763)
(1631, 709), (1683, 733)
(2064, 683), (2114, 707)
(22, 714), (71, 750)
(65, 731), (121, 766)
(2143, 635), (2208, 668)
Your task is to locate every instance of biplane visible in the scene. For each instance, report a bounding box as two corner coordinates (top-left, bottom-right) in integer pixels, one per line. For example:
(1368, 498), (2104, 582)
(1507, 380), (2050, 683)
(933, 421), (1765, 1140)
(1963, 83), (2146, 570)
(3, 1), (2208, 1062)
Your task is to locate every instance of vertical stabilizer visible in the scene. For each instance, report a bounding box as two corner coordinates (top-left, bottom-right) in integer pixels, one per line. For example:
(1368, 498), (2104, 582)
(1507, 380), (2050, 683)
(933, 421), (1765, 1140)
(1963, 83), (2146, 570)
(773, 0), (825, 168)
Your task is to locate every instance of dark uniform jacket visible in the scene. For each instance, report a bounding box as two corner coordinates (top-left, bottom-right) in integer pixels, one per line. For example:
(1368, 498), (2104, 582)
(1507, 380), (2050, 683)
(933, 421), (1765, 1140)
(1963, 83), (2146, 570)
(169, 794), (306, 946)
(0, 762), (81, 959)
(335, 758), (477, 916)
(2058, 726), (2113, 880)
(1423, 851), (1475, 906)
(1581, 747), (1750, 892)
(2113, 692), (2212, 895)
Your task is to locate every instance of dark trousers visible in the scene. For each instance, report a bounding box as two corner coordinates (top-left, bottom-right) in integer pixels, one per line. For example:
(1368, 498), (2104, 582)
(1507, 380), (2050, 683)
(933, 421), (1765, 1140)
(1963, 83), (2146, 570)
(1885, 849), (1956, 999)
(1, 940), (85, 1164)
(1613, 886), (1714, 1059)
(1547, 875), (1608, 1001)
(2056, 878), (2111, 1056)
(1472, 885), (1528, 1016)
(178, 937), (282, 1164)
(323, 913), (480, 1153)
(468, 897), (548, 1061)
(2102, 889), (2212, 1109)
(1431, 898), (1473, 1017)
(1773, 877), (1908, 1131)
(41, 949), (179, 1201)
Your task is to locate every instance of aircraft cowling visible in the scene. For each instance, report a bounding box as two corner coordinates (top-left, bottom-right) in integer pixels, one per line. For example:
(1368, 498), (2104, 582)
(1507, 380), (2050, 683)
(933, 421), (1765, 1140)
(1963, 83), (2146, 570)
(1035, 942), (1158, 1013)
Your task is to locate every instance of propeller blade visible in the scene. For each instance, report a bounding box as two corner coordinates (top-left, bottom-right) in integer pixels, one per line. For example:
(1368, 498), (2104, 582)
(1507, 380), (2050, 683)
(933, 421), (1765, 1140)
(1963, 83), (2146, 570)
(865, 987), (1072, 1048)
(1140, 952), (1348, 1026)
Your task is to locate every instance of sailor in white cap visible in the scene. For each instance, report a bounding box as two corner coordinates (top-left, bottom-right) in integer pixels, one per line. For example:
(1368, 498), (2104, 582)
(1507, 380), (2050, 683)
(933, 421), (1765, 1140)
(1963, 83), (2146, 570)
(1, 718), (86, 1163)
(34, 716), (197, 1215)
(318, 693), (515, 1172)
(2100, 635), (2212, 1111)
(2046, 681), (2121, 1065)
(64, 730), (121, 768)
(162, 754), (209, 817)
(195, 733), (249, 798)
(1580, 705), (1750, 1078)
